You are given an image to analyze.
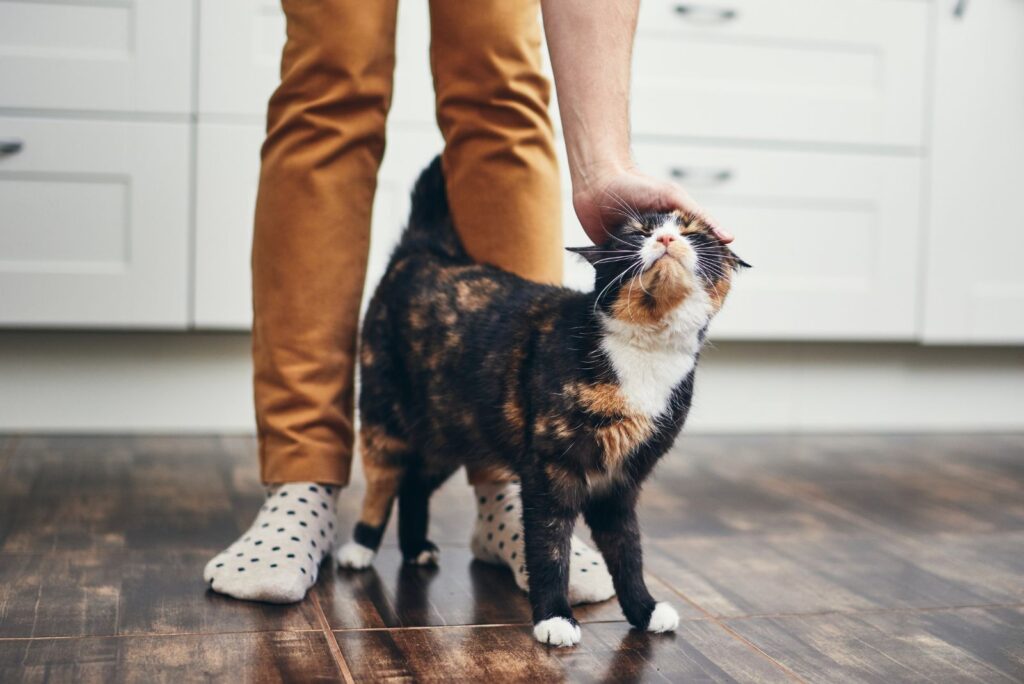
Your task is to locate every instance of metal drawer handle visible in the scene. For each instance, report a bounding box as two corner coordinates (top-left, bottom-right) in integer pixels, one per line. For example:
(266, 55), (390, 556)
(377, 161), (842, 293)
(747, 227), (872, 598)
(673, 4), (738, 24)
(669, 167), (733, 186)
(0, 139), (23, 156)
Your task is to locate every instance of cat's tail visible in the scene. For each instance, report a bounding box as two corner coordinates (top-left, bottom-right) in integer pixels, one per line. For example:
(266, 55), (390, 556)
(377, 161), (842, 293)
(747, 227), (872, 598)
(400, 154), (468, 262)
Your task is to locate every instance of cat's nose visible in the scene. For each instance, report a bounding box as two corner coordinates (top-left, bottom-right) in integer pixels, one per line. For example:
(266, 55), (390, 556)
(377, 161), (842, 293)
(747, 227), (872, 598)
(657, 234), (675, 247)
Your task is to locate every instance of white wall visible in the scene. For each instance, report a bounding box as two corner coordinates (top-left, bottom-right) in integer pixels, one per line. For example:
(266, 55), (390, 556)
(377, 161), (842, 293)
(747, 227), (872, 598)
(1, 332), (1021, 434)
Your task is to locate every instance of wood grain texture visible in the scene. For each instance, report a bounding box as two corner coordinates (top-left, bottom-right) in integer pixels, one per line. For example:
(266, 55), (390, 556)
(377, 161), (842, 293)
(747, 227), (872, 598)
(335, 621), (793, 683)
(725, 607), (1024, 684)
(644, 531), (1024, 618)
(316, 546), (663, 631)
(0, 433), (1021, 682)
(0, 631), (342, 683)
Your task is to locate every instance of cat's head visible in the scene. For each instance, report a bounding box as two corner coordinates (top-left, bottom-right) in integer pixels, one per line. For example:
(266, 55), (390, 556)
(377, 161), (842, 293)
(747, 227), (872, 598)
(569, 212), (749, 326)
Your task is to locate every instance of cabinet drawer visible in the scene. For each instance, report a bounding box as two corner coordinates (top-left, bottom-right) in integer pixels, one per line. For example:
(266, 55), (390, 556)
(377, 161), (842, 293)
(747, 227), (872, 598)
(0, 0), (193, 114)
(0, 117), (190, 328)
(194, 122), (442, 329)
(564, 143), (924, 340)
(631, 0), (928, 147)
(198, 0), (434, 124)
(923, 0), (1024, 345)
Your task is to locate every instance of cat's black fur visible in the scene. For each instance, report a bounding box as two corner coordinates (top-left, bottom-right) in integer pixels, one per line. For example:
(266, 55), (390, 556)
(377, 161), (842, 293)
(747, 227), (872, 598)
(344, 156), (745, 643)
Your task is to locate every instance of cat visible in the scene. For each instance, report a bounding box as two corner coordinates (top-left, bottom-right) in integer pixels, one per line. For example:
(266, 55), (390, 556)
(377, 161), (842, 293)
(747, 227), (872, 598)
(337, 156), (747, 647)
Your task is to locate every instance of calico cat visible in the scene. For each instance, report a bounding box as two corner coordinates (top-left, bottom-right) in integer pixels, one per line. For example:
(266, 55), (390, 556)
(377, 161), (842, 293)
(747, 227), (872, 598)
(337, 156), (747, 647)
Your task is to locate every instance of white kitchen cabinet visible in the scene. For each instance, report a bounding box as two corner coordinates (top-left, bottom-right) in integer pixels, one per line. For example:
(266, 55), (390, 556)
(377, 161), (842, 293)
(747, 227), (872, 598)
(198, 0), (434, 124)
(574, 142), (923, 341)
(194, 122), (443, 329)
(0, 117), (191, 328)
(632, 0), (929, 148)
(922, 0), (1024, 344)
(0, 0), (193, 114)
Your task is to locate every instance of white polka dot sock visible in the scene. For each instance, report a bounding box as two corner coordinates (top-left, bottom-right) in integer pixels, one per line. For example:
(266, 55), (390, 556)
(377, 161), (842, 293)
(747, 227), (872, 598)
(470, 481), (615, 605)
(203, 482), (338, 604)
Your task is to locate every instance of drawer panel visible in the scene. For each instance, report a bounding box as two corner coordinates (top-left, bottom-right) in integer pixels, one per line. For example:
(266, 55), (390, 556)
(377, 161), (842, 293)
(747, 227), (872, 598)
(564, 143), (923, 340)
(194, 122), (443, 329)
(631, 0), (928, 147)
(0, 117), (190, 327)
(0, 0), (193, 114)
(198, 0), (434, 124)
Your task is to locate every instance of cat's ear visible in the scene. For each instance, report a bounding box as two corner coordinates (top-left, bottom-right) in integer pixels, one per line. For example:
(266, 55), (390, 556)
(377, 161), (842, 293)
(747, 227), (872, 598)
(728, 249), (752, 269)
(566, 245), (606, 267)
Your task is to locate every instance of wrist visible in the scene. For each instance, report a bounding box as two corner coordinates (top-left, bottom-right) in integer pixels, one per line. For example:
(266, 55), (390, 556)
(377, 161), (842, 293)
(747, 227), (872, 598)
(569, 156), (633, 197)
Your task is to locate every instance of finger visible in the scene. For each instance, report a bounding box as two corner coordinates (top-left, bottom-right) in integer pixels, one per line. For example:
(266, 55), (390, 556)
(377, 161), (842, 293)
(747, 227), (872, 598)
(712, 226), (735, 244)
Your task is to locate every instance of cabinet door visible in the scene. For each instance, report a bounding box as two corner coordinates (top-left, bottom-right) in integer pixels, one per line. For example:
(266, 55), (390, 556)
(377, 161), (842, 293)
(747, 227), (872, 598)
(198, 0), (433, 124)
(562, 143), (923, 340)
(631, 0), (929, 147)
(0, 117), (190, 328)
(922, 0), (1024, 344)
(193, 123), (442, 329)
(0, 0), (193, 113)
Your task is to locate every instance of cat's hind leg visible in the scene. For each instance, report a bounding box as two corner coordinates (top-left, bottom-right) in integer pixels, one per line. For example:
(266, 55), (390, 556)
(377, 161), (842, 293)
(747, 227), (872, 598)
(336, 424), (409, 570)
(397, 463), (457, 565)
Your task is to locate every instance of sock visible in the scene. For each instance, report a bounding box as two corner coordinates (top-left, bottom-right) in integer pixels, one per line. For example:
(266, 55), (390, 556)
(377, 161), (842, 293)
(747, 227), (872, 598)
(470, 481), (615, 605)
(203, 482), (338, 603)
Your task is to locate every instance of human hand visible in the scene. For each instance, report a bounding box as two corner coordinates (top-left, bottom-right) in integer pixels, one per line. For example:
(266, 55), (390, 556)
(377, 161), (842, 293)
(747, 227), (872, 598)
(572, 165), (734, 246)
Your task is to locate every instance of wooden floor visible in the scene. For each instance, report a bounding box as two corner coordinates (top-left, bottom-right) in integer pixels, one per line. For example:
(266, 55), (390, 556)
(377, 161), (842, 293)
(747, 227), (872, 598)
(1, 434), (1022, 683)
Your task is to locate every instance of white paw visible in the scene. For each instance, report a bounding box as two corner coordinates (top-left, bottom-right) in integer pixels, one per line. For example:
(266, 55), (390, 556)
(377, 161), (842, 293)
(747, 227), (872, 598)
(335, 541), (376, 569)
(409, 547), (440, 566)
(646, 602), (680, 633)
(533, 617), (582, 647)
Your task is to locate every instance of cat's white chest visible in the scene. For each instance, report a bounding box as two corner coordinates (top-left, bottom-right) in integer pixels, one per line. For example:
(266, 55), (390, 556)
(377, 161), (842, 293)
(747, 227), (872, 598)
(599, 293), (709, 419)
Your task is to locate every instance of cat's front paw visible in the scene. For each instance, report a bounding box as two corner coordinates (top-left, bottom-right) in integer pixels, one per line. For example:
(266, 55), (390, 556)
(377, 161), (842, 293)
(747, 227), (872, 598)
(646, 602), (679, 633)
(402, 540), (440, 566)
(533, 616), (582, 647)
(335, 541), (376, 570)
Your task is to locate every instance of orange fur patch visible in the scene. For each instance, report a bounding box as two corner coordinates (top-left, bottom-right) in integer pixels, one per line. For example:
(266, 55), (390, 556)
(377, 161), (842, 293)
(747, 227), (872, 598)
(455, 279), (499, 312)
(610, 257), (692, 325)
(358, 425), (407, 527)
(359, 343), (376, 367)
(565, 382), (656, 474)
(595, 414), (655, 472)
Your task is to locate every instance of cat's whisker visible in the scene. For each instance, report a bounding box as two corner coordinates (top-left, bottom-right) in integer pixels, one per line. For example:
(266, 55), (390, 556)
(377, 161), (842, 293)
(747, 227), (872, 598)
(591, 256), (638, 266)
(592, 262), (638, 316)
(600, 228), (634, 249)
(603, 189), (643, 224)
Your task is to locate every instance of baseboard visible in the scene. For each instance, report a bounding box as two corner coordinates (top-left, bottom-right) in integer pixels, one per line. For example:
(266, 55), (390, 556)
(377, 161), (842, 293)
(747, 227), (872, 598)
(0, 332), (1021, 433)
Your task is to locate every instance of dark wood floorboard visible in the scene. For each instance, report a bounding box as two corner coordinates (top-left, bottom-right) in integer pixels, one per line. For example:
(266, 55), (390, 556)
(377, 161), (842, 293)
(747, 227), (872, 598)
(334, 621), (792, 683)
(0, 631), (342, 683)
(724, 606), (1024, 683)
(0, 433), (1021, 682)
(314, 546), (644, 631)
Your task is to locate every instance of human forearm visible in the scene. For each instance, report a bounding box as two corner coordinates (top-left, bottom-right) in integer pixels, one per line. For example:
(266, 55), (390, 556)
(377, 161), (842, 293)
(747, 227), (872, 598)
(540, 0), (639, 190)
(540, 0), (733, 244)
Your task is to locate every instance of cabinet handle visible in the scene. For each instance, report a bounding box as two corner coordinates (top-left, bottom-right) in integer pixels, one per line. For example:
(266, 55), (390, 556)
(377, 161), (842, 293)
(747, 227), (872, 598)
(669, 166), (733, 186)
(673, 4), (738, 24)
(0, 139), (23, 156)
(952, 0), (968, 18)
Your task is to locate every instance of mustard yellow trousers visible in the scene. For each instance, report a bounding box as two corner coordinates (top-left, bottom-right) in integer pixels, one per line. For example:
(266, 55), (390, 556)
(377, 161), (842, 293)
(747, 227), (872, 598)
(253, 0), (563, 485)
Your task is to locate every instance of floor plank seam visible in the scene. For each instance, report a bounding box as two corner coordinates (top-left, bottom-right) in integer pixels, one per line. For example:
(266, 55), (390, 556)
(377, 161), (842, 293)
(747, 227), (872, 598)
(327, 618), (635, 634)
(311, 591), (356, 684)
(715, 601), (1024, 622)
(647, 570), (809, 684)
(0, 628), (326, 642)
